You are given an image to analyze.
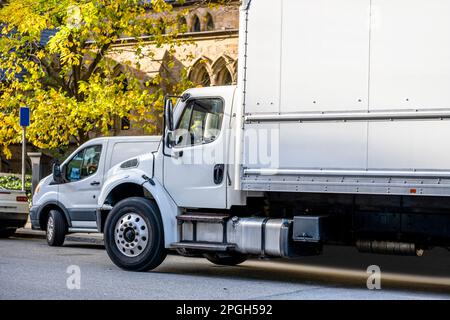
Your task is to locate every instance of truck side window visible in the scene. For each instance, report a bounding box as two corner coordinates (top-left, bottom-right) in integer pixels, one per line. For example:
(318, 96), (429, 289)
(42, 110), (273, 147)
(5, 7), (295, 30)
(65, 145), (102, 182)
(174, 98), (224, 147)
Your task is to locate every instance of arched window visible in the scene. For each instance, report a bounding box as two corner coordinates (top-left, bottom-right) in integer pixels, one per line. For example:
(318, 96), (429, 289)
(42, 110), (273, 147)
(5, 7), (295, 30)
(200, 69), (211, 87)
(212, 57), (236, 86)
(190, 61), (211, 87)
(178, 17), (187, 32)
(205, 13), (214, 31)
(216, 67), (233, 85)
(192, 15), (201, 32)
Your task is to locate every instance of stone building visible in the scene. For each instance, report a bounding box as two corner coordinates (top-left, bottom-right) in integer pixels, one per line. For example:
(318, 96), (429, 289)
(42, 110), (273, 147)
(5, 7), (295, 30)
(0, 0), (240, 173)
(108, 0), (240, 136)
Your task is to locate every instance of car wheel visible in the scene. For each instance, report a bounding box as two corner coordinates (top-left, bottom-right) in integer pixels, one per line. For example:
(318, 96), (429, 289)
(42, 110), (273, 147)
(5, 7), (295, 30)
(204, 252), (248, 266)
(0, 228), (17, 238)
(46, 209), (66, 246)
(104, 197), (167, 271)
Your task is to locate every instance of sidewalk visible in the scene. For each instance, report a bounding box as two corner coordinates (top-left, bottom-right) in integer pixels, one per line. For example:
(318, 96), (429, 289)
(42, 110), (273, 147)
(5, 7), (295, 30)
(15, 221), (104, 245)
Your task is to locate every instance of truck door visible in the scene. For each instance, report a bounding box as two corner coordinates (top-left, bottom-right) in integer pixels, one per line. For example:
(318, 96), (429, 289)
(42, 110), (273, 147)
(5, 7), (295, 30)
(163, 96), (230, 209)
(58, 143), (105, 229)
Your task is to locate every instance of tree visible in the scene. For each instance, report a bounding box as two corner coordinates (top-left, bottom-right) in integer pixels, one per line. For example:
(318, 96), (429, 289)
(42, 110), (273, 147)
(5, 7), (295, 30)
(0, 0), (193, 158)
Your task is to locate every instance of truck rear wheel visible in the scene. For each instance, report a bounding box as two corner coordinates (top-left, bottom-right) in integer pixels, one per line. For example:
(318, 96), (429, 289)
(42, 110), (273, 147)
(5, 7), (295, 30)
(104, 197), (166, 272)
(0, 228), (17, 238)
(204, 252), (248, 266)
(46, 209), (66, 246)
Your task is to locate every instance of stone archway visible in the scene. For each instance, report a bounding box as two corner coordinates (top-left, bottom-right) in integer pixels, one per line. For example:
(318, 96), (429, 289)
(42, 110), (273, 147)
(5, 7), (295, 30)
(191, 14), (201, 32)
(189, 57), (213, 87)
(205, 12), (214, 31)
(211, 56), (236, 86)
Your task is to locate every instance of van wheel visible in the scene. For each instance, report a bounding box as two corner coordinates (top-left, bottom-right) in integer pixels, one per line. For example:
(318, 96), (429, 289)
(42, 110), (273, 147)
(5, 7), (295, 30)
(0, 228), (17, 238)
(204, 252), (248, 266)
(46, 209), (66, 246)
(104, 197), (167, 271)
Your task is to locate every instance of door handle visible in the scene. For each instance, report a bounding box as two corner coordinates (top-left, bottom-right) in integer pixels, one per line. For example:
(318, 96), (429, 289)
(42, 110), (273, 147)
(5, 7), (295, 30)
(213, 164), (225, 185)
(90, 181), (100, 186)
(173, 150), (184, 159)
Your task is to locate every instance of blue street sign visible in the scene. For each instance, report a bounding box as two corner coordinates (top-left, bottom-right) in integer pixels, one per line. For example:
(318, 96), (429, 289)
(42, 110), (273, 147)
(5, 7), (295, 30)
(19, 107), (30, 127)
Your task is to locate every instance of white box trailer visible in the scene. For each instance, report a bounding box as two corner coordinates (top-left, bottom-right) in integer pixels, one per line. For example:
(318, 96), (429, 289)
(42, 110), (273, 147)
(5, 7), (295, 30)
(86, 0), (450, 271)
(239, 0), (450, 197)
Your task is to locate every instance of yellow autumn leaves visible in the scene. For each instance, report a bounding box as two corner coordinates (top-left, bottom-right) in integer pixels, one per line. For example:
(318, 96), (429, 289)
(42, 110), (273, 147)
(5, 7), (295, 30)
(0, 0), (193, 158)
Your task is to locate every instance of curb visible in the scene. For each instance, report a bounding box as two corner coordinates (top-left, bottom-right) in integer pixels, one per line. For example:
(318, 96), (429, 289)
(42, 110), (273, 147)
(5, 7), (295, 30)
(14, 228), (104, 245)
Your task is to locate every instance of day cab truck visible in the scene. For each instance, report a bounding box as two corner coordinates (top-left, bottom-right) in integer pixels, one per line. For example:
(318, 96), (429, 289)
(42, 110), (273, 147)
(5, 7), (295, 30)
(85, 0), (450, 271)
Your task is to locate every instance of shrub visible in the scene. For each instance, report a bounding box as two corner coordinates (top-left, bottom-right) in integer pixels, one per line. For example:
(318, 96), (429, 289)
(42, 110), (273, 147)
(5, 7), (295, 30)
(0, 175), (32, 199)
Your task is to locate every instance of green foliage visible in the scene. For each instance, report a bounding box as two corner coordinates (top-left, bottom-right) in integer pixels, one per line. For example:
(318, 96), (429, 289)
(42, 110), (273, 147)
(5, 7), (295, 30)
(0, 175), (32, 202)
(0, 175), (32, 191)
(0, 0), (195, 158)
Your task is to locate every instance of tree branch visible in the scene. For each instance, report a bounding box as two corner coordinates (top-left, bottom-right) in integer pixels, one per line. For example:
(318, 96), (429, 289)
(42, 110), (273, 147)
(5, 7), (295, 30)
(38, 56), (72, 94)
(82, 42), (111, 82)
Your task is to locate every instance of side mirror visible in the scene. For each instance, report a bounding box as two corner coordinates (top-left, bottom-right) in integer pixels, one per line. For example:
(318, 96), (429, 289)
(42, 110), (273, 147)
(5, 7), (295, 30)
(52, 162), (64, 184)
(164, 97), (174, 132)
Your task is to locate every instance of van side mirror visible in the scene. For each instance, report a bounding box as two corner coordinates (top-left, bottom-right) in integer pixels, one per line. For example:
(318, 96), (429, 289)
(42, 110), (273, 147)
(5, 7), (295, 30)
(52, 162), (64, 184)
(164, 97), (174, 132)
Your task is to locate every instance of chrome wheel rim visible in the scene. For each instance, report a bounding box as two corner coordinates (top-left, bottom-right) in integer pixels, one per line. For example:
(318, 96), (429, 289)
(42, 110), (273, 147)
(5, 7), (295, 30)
(114, 213), (149, 257)
(47, 216), (54, 241)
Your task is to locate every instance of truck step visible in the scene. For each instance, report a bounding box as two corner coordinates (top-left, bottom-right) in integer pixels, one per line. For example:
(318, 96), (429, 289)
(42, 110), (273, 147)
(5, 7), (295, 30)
(170, 241), (235, 252)
(177, 213), (230, 223)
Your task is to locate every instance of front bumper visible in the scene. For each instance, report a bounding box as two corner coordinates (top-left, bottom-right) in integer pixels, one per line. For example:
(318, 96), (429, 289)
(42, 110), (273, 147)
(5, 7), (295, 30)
(30, 206), (41, 230)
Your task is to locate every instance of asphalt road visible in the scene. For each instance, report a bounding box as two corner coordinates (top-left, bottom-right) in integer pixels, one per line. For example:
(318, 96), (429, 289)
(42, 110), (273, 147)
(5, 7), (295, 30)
(1, 236), (450, 299)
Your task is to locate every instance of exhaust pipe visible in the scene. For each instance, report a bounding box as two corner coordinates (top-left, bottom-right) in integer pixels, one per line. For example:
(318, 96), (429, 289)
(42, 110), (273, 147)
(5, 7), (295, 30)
(356, 240), (424, 256)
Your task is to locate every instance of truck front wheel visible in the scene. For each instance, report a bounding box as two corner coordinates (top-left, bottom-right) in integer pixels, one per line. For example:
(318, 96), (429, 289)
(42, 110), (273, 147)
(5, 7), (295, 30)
(46, 209), (66, 246)
(104, 197), (166, 271)
(204, 252), (248, 266)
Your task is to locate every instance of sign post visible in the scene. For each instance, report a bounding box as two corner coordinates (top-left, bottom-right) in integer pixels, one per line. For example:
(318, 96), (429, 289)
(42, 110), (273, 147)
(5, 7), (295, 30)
(19, 107), (30, 191)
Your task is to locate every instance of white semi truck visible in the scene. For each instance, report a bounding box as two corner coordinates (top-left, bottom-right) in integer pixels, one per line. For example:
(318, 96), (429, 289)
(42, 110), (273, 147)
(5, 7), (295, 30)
(71, 0), (450, 271)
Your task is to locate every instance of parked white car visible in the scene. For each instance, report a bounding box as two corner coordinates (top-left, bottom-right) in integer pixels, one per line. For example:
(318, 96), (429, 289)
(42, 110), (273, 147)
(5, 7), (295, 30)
(0, 187), (29, 238)
(30, 135), (161, 246)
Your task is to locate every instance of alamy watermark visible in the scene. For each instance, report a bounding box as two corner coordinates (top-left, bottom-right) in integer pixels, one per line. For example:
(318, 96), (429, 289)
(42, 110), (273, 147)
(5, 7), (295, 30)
(67, 5), (82, 29)
(66, 265), (81, 290)
(167, 127), (281, 169)
(366, 265), (381, 290)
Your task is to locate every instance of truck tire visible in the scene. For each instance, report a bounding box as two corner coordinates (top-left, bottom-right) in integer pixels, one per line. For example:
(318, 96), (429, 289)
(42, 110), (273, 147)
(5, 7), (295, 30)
(204, 252), (248, 266)
(0, 228), (17, 238)
(104, 197), (167, 272)
(46, 209), (66, 247)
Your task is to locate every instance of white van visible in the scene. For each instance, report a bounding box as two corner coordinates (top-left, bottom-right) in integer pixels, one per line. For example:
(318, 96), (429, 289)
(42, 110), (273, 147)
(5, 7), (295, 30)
(30, 136), (161, 246)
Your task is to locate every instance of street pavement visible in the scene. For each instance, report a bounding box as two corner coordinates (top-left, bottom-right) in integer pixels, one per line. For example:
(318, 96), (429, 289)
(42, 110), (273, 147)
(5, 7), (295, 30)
(1, 235), (450, 300)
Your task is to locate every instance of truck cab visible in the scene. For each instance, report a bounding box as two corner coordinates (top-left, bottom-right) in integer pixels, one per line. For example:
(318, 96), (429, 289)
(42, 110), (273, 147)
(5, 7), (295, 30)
(97, 86), (257, 270)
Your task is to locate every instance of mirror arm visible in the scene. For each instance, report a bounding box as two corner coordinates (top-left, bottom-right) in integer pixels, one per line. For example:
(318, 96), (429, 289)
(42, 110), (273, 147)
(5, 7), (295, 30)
(163, 94), (181, 158)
